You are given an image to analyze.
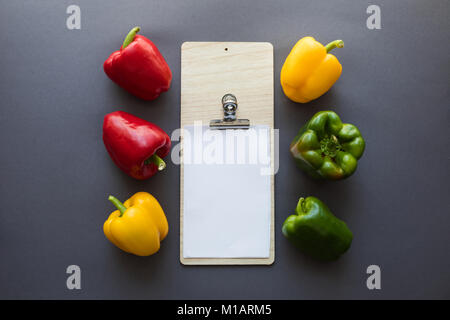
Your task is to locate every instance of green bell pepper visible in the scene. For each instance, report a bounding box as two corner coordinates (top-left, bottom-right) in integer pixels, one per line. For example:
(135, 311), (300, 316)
(282, 196), (353, 261)
(290, 111), (365, 179)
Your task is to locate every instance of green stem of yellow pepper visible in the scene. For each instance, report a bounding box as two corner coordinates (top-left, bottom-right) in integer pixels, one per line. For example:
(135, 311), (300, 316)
(122, 26), (140, 49)
(325, 40), (344, 53)
(108, 195), (127, 217)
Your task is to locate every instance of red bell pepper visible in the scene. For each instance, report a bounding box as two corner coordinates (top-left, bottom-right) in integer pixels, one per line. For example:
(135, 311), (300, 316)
(103, 111), (171, 180)
(103, 26), (172, 100)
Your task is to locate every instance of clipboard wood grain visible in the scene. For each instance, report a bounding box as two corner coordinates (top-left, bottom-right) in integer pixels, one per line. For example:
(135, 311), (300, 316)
(180, 42), (274, 265)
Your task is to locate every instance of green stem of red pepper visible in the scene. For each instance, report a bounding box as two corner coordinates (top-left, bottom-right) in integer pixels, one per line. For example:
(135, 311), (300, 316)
(325, 40), (344, 53)
(108, 195), (127, 217)
(145, 154), (166, 171)
(122, 26), (141, 49)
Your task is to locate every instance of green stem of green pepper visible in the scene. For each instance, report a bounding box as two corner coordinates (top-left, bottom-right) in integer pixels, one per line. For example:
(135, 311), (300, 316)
(296, 197), (307, 214)
(108, 195), (127, 217)
(122, 26), (140, 49)
(320, 135), (342, 157)
(325, 40), (344, 53)
(144, 154), (166, 171)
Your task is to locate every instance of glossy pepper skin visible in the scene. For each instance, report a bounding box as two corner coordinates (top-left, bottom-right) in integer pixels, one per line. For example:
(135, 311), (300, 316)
(103, 111), (171, 180)
(281, 37), (344, 103)
(104, 192), (168, 256)
(104, 27), (172, 100)
(290, 111), (365, 180)
(282, 196), (353, 261)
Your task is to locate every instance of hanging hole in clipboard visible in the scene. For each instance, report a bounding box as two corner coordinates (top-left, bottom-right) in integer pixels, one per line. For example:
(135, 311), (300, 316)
(224, 47), (228, 51)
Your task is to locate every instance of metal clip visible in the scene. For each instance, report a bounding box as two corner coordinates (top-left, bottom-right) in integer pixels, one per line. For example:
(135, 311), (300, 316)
(209, 94), (250, 129)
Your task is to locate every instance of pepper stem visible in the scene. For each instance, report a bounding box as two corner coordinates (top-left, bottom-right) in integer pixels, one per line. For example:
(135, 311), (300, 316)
(108, 195), (127, 217)
(145, 154), (166, 171)
(320, 135), (341, 158)
(296, 197), (306, 214)
(325, 40), (344, 53)
(122, 26), (140, 49)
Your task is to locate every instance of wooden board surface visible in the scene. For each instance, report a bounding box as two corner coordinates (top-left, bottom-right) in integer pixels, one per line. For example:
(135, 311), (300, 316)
(180, 42), (274, 265)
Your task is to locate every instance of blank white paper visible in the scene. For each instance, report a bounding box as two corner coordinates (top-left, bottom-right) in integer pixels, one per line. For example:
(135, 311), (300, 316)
(182, 125), (272, 258)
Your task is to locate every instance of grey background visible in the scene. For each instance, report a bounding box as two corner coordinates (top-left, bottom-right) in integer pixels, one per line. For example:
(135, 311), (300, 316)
(0, 0), (449, 299)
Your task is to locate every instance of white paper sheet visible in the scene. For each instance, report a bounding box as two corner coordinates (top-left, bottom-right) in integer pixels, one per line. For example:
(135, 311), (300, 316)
(182, 125), (272, 258)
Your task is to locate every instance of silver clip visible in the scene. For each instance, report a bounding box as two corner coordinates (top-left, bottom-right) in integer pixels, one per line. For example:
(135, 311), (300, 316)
(210, 94), (250, 129)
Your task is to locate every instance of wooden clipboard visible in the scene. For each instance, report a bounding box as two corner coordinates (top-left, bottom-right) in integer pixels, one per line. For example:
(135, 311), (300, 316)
(180, 42), (274, 265)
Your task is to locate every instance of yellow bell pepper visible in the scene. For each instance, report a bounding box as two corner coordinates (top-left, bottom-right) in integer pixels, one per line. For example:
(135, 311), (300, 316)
(103, 192), (168, 256)
(280, 37), (344, 103)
